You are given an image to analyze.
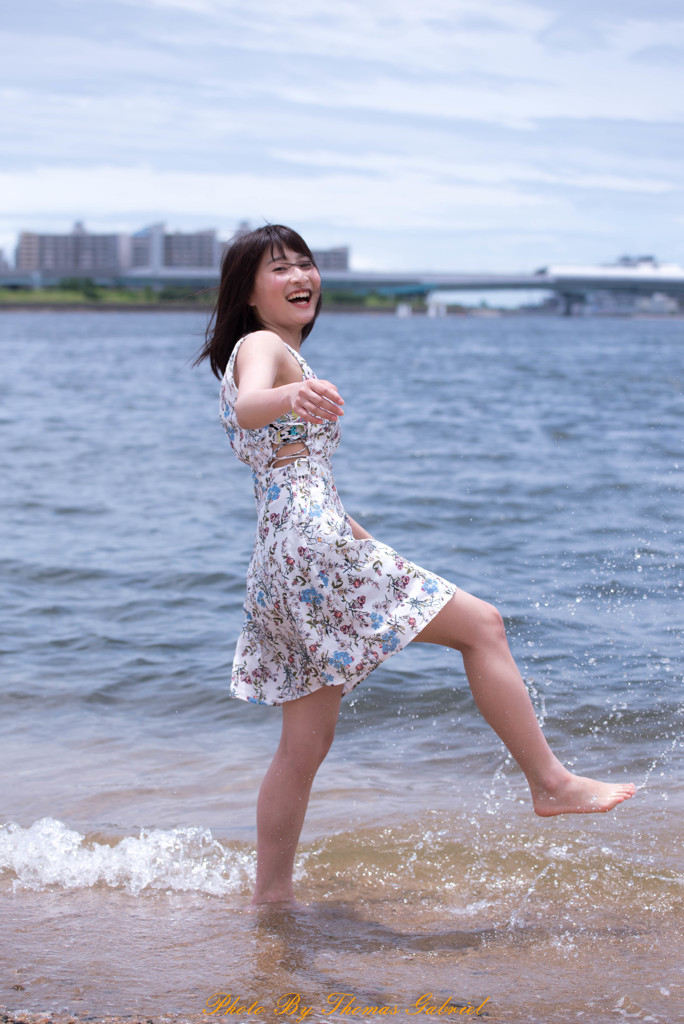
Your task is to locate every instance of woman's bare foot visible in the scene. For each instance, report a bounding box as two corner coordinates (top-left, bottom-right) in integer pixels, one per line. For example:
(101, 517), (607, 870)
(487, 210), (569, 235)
(531, 771), (636, 817)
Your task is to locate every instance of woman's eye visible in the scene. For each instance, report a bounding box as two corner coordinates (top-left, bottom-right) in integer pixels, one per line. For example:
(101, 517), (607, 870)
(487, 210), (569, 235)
(271, 260), (314, 273)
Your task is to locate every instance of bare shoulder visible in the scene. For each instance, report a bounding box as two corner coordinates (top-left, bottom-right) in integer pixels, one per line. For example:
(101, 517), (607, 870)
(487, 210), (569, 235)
(236, 330), (286, 366)
(234, 330), (288, 388)
(239, 329), (285, 352)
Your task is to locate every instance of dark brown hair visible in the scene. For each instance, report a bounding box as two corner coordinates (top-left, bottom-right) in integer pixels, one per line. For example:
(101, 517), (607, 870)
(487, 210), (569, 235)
(194, 224), (322, 379)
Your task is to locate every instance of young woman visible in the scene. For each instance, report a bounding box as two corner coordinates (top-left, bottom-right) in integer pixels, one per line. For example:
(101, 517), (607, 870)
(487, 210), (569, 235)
(195, 224), (635, 905)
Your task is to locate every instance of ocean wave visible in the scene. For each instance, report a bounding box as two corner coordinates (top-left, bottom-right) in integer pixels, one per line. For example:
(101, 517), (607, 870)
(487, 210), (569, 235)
(0, 817), (254, 895)
(3, 814), (683, 927)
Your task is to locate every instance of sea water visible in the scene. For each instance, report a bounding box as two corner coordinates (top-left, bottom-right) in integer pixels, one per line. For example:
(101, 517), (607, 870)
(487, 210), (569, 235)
(1, 311), (682, 1022)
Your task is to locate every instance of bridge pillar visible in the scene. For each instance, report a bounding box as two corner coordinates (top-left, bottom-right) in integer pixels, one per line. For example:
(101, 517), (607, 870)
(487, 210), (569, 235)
(559, 292), (586, 316)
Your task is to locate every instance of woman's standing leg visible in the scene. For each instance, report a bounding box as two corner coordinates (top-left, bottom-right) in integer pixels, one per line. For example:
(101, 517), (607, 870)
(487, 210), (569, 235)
(252, 683), (345, 904)
(414, 590), (635, 814)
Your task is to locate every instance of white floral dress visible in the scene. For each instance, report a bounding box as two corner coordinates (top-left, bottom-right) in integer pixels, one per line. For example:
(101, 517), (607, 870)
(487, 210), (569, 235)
(219, 338), (457, 705)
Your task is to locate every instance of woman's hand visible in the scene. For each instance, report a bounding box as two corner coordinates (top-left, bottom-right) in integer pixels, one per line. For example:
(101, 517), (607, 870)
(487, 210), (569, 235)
(290, 378), (344, 424)
(346, 513), (374, 540)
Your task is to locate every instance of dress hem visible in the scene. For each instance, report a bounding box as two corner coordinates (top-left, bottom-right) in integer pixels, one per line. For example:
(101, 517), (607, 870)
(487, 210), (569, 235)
(228, 580), (458, 707)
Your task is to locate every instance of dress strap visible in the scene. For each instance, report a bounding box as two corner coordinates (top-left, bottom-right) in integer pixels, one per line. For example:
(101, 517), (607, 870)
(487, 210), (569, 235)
(281, 341), (312, 378)
(223, 336), (247, 389)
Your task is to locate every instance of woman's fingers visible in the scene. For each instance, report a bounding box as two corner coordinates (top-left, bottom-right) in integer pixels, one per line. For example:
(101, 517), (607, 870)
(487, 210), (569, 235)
(293, 379), (344, 422)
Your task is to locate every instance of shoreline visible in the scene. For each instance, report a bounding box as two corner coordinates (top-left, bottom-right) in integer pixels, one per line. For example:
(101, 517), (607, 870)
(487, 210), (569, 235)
(1, 302), (681, 318)
(0, 302), (210, 313)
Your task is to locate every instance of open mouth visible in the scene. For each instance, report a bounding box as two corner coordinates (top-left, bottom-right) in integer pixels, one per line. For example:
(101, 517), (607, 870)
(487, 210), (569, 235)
(287, 290), (312, 306)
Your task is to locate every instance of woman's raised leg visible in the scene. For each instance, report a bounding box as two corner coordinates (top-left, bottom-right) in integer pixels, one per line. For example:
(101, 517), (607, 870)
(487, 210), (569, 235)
(252, 683), (345, 904)
(414, 590), (636, 815)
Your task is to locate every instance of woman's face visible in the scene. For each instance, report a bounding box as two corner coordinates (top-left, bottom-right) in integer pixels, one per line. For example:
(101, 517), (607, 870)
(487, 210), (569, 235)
(248, 245), (321, 340)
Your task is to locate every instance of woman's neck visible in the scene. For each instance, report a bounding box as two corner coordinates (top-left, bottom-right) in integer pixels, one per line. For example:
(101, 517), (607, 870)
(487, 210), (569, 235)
(260, 321), (303, 351)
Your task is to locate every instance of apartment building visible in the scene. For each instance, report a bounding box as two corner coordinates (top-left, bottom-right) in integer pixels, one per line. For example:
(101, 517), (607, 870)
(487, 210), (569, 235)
(15, 221), (221, 275)
(312, 247), (349, 272)
(16, 222), (129, 274)
(131, 223), (219, 272)
(11, 221), (350, 279)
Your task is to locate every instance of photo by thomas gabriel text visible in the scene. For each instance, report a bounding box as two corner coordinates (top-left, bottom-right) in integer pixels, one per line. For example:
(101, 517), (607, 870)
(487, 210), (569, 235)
(203, 991), (491, 1017)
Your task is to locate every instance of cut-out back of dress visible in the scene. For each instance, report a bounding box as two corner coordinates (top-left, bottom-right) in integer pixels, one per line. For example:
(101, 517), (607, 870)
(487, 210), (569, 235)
(267, 421), (310, 468)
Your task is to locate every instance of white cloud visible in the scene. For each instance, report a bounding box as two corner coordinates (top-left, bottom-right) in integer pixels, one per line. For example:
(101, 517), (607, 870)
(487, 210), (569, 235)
(1, 0), (683, 269)
(0, 163), (551, 227)
(275, 149), (676, 196)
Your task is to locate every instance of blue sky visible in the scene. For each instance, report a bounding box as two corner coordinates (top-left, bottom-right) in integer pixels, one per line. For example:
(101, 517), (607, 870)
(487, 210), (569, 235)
(1, 0), (683, 271)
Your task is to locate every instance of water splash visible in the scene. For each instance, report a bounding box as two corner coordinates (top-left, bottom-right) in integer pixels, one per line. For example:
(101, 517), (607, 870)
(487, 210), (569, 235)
(0, 817), (254, 895)
(507, 862), (553, 930)
(640, 732), (682, 791)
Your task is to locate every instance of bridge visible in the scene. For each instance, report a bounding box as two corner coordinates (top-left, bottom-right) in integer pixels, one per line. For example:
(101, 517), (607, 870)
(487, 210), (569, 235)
(319, 264), (684, 303)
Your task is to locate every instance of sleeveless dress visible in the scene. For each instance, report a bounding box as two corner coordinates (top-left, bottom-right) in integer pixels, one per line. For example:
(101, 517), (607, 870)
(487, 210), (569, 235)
(219, 337), (457, 705)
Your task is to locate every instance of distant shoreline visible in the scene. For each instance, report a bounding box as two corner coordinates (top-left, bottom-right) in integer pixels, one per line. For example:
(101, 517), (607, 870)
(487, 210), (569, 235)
(0, 302), (508, 315)
(0, 302), (211, 313)
(1, 299), (682, 319)
(2, 303), (682, 319)
(0, 296), (404, 315)
(0, 301), (408, 315)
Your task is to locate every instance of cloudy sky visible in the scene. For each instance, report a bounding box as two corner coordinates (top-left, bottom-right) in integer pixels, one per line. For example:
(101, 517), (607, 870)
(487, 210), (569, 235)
(1, 0), (683, 271)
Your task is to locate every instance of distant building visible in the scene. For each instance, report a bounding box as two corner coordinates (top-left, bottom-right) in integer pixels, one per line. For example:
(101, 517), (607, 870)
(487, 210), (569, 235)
(165, 229), (217, 268)
(10, 220), (352, 283)
(15, 222), (129, 275)
(131, 224), (164, 271)
(0, 249), (9, 272)
(132, 223), (220, 272)
(312, 247), (349, 272)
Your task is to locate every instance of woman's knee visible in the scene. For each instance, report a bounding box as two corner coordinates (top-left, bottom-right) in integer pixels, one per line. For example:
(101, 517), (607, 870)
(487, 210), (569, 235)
(415, 591), (507, 651)
(470, 599), (507, 648)
(312, 722), (337, 763)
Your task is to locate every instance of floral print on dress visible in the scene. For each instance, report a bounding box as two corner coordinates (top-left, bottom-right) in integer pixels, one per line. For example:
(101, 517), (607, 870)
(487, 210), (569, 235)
(219, 337), (457, 705)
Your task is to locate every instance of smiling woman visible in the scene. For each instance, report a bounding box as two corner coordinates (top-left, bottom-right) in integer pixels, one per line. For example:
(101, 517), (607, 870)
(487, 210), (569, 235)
(194, 225), (322, 382)
(194, 222), (635, 907)
(231, 247), (325, 435)
(249, 250), (320, 332)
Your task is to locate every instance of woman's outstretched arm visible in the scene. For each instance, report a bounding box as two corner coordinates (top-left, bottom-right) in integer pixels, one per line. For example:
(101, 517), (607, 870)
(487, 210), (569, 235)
(234, 332), (344, 429)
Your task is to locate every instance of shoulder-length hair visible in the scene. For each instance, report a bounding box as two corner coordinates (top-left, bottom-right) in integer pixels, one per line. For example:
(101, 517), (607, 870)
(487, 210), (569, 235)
(194, 224), (322, 380)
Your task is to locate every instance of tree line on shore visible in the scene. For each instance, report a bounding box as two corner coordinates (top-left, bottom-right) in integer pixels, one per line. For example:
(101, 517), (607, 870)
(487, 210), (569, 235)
(0, 278), (444, 312)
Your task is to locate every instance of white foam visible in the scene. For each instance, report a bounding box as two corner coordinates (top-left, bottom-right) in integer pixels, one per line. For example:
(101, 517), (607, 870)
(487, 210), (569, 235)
(0, 817), (255, 895)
